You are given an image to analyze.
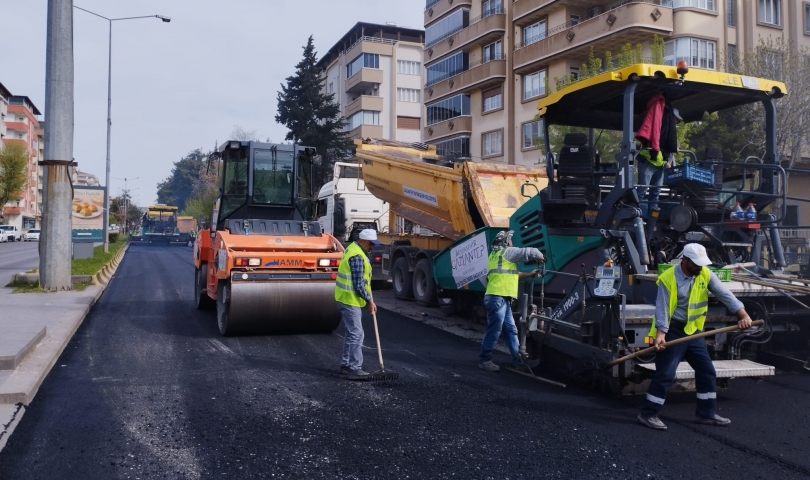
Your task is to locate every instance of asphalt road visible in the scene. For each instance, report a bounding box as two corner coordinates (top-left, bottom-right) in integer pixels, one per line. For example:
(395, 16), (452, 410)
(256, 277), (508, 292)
(0, 245), (808, 479)
(0, 240), (38, 287)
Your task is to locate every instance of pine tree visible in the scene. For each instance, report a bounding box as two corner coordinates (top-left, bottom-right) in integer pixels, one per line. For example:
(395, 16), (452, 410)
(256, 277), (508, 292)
(276, 36), (352, 210)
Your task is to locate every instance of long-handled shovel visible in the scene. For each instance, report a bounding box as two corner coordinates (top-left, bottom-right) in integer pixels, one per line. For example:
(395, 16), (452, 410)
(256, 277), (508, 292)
(605, 320), (764, 368)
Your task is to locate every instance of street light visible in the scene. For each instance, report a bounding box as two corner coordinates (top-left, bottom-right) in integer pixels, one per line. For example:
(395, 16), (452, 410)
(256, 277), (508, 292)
(74, 5), (170, 252)
(112, 176), (139, 233)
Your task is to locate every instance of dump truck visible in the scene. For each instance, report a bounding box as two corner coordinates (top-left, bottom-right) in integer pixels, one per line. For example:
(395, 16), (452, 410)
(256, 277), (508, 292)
(130, 205), (187, 245)
(356, 63), (810, 393)
(193, 141), (344, 335)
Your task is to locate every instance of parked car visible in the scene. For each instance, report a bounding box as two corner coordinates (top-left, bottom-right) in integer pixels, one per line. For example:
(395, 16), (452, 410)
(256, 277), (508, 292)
(0, 225), (22, 242)
(24, 228), (41, 242)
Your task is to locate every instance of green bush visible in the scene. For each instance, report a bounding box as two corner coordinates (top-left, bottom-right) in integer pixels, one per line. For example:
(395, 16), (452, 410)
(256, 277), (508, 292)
(108, 232), (119, 243)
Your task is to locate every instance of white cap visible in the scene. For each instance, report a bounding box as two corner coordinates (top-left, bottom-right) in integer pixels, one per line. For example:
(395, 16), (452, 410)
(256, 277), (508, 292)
(358, 229), (381, 245)
(681, 243), (712, 266)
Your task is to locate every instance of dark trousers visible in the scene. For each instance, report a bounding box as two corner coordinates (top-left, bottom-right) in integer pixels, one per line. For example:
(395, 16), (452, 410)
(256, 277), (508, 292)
(640, 324), (717, 419)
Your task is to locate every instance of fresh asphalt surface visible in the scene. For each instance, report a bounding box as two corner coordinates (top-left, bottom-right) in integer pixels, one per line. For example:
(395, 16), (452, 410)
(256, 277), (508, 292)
(0, 240), (38, 287)
(0, 245), (808, 479)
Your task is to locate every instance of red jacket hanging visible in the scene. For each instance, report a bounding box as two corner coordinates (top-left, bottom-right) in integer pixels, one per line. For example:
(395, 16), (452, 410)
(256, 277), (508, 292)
(636, 93), (665, 152)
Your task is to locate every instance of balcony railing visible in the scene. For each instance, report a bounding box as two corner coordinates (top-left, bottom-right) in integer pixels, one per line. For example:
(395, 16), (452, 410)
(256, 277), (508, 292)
(426, 0), (443, 9)
(426, 54), (506, 87)
(339, 36), (398, 58)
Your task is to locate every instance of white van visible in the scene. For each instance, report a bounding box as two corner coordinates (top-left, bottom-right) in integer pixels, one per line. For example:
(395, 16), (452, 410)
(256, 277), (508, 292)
(315, 162), (389, 243)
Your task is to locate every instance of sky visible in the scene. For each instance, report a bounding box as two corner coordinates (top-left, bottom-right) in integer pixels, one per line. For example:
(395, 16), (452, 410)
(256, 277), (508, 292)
(0, 0), (424, 206)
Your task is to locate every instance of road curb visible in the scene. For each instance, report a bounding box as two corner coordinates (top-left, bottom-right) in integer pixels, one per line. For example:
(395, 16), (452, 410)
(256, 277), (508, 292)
(0, 242), (130, 453)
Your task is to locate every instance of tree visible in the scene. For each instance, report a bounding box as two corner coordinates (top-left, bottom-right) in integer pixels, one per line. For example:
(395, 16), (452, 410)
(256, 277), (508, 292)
(155, 149), (206, 210)
(181, 153), (219, 227)
(0, 143), (29, 219)
(230, 125), (259, 141)
(276, 35), (352, 212)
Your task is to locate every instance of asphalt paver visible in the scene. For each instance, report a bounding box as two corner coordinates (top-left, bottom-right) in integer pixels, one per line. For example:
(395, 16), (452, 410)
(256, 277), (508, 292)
(0, 245), (808, 479)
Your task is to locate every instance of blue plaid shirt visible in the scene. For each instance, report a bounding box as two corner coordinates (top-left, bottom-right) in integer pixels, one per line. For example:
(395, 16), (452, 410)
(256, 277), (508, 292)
(348, 253), (373, 303)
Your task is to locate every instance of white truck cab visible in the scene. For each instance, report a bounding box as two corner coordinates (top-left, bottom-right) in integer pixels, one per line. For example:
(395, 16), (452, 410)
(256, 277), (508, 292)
(316, 162), (389, 243)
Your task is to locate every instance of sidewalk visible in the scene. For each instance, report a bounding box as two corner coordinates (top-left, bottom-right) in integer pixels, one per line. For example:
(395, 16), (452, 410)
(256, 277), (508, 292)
(0, 244), (127, 452)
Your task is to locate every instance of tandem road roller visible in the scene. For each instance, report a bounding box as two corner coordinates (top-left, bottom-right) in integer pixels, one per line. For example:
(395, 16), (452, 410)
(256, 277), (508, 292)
(193, 141), (345, 335)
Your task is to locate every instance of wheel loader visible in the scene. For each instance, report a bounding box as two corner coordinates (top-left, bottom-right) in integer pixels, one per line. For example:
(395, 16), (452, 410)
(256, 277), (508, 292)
(193, 141), (345, 335)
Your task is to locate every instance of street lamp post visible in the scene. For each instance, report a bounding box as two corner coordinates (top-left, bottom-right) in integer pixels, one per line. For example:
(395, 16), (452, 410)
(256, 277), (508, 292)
(112, 176), (138, 233)
(74, 6), (170, 252)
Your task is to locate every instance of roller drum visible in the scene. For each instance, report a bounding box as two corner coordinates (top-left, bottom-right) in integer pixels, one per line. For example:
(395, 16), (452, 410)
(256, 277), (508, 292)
(218, 281), (341, 335)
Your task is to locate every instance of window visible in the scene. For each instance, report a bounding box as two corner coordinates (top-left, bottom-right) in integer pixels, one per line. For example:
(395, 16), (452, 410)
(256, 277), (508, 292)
(570, 14), (580, 26)
(759, 0), (780, 26)
(397, 60), (421, 75)
(483, 130), (503, 157)
(397, 116), (420, 130)
(727, 0), (736, 26)
(483, 0), (502, 16)
(523, 120), (544, 149)
(664, 38), (716, 70)
(523, 20), (546, 47)
(426, 94), (471, 125)
(425, 8), (469, 47)
(523, 70), (546, 100)
(253, 148), (295, 206)
(328, 82), (334, 94)
(397, 88), (420, 103)
(806, 3), (810, 33)
(671, 0), (715, 10)
(570, 66), (580, 80)
(426, 51), (469, 86)
(785, 205), (799, 227)
(347, 110), (381, 130)
(433, 136), (470, 158)
(483, 88), (502, 112)
(483, 40), (502, 63)
(346, 53), (379, 78)
(727, 44), (737, 72)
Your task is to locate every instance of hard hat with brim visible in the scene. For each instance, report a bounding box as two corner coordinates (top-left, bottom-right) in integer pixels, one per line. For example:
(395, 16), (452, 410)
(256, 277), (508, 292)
(681, 243), (712, 266)
(358, 229), (381, 245)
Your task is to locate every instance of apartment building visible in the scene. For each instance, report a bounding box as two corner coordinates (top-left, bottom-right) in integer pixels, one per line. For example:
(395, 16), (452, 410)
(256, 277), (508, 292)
(422, 0), (810, 166)
(0, 81), (10, 140)
(317, 22), (425, 143)
(2, 95), (41, 229)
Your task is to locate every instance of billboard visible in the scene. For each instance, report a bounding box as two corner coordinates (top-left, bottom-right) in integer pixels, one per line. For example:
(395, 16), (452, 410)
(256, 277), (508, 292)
(71, 185), (107, 243)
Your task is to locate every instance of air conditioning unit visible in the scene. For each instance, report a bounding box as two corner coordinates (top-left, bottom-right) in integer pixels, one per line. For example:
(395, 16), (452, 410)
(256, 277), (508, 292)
(587, 6), (604, 19)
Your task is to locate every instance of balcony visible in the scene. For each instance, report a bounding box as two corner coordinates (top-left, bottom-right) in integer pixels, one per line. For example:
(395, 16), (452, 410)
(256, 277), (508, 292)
(346, 68), (384, 94)
(425, 0), (473, 26)
(4, 121), (27, 132)
(513, 1), (673, 75)
(345, 95), (384, 117)
(3, 206), (21, 216)
(424, 57), (507, 102)
(425, 11), (506, 65)
(348, 124), (383, 140)
(424, 116), (472, 142)
(513, 0), (555, 24)
(344, 36), (396, 64)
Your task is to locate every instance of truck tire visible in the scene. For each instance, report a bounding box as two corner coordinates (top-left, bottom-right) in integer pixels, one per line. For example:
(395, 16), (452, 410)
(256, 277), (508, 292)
(392, 257), (414, 300)
(195, 264), (215, 310)
(413, 258), (437, 307)
(438, 296), (457, 316)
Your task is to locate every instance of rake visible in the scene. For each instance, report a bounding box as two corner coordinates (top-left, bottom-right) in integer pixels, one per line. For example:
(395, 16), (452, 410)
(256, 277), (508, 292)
(349, 310), (399, 382)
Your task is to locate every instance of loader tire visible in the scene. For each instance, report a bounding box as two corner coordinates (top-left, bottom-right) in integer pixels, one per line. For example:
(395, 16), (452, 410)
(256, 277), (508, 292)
(195, 264), (215, 310)
(392, 257), (414, 300)
(413, 258), (437, 307)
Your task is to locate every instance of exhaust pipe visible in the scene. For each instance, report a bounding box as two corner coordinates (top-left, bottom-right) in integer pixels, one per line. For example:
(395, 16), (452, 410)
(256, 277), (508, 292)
(766, 214), (786, 268)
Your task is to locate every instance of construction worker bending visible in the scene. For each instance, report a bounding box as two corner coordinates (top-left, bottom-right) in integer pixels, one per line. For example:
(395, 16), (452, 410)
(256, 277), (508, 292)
(335, 229), (380, 379)
(638, 243), (753, 431)
(478, 230), (545, 372)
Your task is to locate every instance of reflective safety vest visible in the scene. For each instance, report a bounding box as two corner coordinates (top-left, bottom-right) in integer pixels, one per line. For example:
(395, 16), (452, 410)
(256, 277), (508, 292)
(335, 242), (372, 307)
(485, 249), (519, 298)
(648, 266), (711, 339)
(639, 149), (665, 167)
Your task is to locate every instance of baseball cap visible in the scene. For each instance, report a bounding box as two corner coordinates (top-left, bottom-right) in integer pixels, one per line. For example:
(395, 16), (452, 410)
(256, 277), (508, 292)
(672, 108), (683, 122)
(681, 243), (712, 266)
(358, 229), (381, 245)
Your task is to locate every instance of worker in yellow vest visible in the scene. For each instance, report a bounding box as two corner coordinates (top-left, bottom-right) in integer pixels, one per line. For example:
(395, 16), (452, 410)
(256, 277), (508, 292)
(478, 230), (545, 372)
(335, 229), (380, 379)
(638, 243), (753, 431)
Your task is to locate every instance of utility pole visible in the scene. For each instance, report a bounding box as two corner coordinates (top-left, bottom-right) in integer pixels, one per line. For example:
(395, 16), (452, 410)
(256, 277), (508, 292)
(40, 0), (74, 290)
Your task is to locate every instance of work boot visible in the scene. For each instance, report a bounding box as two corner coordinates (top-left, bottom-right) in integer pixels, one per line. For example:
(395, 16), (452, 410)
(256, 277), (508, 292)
(637, 414), (668, 431)
(347, 369), (370, 381)
(339, 366), (352, 376)
(478, 361), (500, 372)
(695, 414), (731, 426)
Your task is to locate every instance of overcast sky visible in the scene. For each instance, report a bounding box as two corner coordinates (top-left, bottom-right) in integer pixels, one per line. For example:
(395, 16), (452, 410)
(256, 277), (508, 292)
(1, 0), (424, 205)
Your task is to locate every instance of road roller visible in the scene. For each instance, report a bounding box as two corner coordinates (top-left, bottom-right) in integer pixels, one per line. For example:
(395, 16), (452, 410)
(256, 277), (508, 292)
(193, 141), (345, 335)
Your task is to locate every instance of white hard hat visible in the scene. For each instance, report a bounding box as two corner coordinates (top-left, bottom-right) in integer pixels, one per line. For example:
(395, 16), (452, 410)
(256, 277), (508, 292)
(358, 229), (381, 245)
(681, 243), (712, 266)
